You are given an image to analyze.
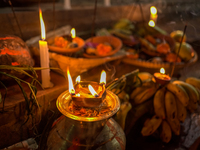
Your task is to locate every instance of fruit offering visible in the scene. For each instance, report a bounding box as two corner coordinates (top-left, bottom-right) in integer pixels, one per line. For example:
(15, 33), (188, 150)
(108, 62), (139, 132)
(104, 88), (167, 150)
(54, 35), (78, 49)
(128, 73), (200, 143)
(85, 42), (113, 56)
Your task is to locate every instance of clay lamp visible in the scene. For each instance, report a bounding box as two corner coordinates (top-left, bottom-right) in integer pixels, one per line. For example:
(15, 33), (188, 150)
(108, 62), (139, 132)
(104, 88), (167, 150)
(67, 69), (106, 108)
(154, 67), (171, 85)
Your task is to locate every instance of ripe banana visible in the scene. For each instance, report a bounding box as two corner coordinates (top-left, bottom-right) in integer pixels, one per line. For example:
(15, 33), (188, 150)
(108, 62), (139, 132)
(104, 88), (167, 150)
(133, 82), (159, 105)
(153, 87), (166, 119)
(185, 77), (200, 89)
(176, 98), (187, 122)
(138, 72), (153, 83)
(173, 80), (199, 113)
(173, 80), (199, 103)
(130, 81), (156, 99)
(115, 102), (132, 130)
(165, 91), (177, 120)
(160, 120), (172, 143)
(167, 118), (180, 135)
(141, 115), (162, 136)
(195, 87), (200, 104)
(166, 82), (189, 107)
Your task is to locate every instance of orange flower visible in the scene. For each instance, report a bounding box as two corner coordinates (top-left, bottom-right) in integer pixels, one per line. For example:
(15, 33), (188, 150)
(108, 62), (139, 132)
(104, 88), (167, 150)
(96, 43), (112, 56)
(157, 43), (170, 54)
(54, 36), (69, 48)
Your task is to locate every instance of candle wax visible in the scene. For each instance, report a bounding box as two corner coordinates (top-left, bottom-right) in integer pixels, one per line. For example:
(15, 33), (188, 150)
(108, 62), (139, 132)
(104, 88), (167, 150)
(39, 40), (54, 88)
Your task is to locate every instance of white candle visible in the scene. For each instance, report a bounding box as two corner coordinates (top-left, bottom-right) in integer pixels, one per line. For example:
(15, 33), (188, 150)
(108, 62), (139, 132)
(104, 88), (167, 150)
(39, 9), (53, 88)
(104, 0), (111, 7)
(64, 0), (71, 9)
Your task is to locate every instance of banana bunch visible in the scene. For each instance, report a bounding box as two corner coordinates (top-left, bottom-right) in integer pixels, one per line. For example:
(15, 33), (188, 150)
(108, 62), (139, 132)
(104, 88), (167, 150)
(130, 80), (159, 105)
(141, 77), (200, 143)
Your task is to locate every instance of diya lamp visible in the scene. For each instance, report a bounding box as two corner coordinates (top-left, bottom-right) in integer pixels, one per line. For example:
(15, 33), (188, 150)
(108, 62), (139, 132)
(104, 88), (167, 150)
(39, 9), (53, 88)
(63, 28), (79, 48)
(67, 69), (106, 107)
(154, 68), (171, 85)
(47, 69), (124, 150)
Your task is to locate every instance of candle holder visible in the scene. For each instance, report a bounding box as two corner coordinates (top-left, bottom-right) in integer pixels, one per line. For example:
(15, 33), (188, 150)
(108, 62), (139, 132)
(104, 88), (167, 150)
(71, 81), (106, 107)
(154, 72), (171, 85)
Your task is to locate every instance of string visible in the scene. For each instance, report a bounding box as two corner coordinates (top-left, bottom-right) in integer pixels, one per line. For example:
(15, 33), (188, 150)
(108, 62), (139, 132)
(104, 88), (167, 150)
(170, 24), (188, 77)
(91, 0), (98, 40)
(8, 0), (24, 39)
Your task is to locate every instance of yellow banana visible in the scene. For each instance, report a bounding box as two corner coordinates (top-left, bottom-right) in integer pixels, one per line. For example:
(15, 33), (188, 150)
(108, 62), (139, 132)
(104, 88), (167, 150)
(185, 77), (200, 89)
(130, 81), (156, 99)
(166, 82), (189, 107)
(133, 82), (159, 105)
(141, 115), (162, 136)
(167, 118), (180, 135)
(173, 80), (199, 102)
(173, 80), (199, 113)
(138, 72), (153, 83)
(115, 102), (132, 130)
(165, 91), (177, 120)
(153, 87), (166, 119)
(176, 99), (187, 122)
(187, 98), (198, 113)
(160, 120), (172, 143)
(195, 87), (200, 104)
(112, 89), (129, 102)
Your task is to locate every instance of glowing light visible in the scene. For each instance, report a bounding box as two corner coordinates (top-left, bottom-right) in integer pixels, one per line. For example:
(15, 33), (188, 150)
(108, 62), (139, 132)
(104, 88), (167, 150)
(71, 28), (76, 38)
(88, 84), (98, 97)
(39, 9), (46, 40)
(67, 67), (75, 94)
(100, 70), (106, 84)
(160, 68), (165, 74)
(148, 20), (155, 27)
(150, 6), (157, 15)
(76, 75), (81, 83)
(75, 93), (80, 97)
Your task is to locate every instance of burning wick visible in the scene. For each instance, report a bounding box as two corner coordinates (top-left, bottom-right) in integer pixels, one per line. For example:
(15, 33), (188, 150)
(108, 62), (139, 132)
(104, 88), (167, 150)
(76, 75), (81, 84)
(67, 68), (75, 95)
(154, 68), (171, 85)
(71, 28), (76, 39)
(100, 70), (106, 85)
(88, 84), (99, 97)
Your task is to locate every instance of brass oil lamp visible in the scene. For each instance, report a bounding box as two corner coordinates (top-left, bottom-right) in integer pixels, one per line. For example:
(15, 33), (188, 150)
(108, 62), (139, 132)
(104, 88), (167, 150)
(46, 70), (126, 150)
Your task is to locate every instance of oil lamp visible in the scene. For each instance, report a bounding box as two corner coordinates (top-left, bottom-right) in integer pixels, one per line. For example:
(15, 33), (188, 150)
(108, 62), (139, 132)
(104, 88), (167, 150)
(46, 70), (125, 150)
(154, 68), (171, 85)
(67, 69), (106, 107)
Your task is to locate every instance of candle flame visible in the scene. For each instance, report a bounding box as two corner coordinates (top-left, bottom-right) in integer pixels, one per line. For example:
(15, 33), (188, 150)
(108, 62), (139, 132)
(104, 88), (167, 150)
(150, 6), (157, 15)
(148, 20), (155, 27)
(160, 68), (165, 74)
(75, 93), (80, 97)
(100, 70), (106, 84)
(39, 9), (46, 40)
(67, 67), (75, 94)
(88, 84), (98, 97)
(76, 75), (81, 83)
(71, 28), (76, 38)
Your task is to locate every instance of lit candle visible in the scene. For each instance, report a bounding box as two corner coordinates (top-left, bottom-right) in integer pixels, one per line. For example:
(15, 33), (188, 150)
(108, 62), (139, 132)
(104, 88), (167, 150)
(39, 9), (53, 88)
(154, 68), (171, 85)
(150, 6), (158, 24)
(71, 28), (76, 39)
